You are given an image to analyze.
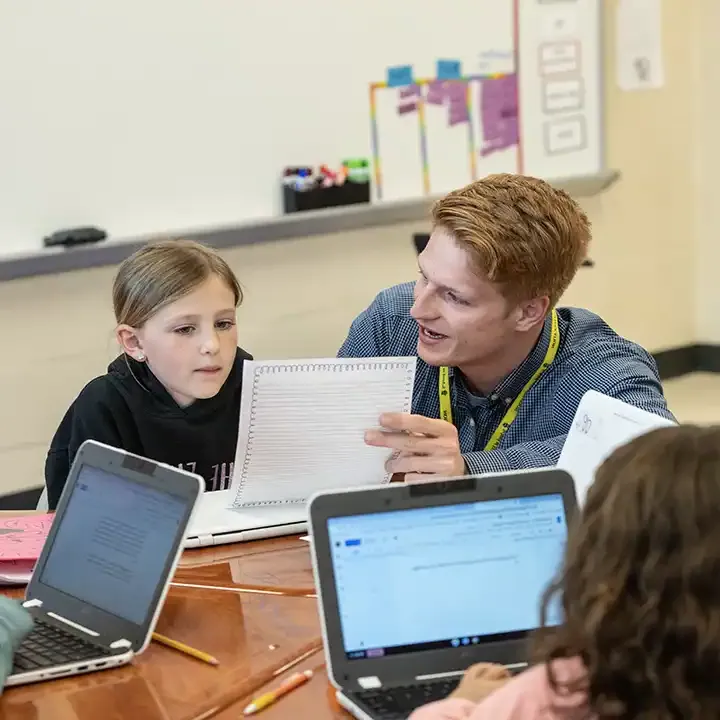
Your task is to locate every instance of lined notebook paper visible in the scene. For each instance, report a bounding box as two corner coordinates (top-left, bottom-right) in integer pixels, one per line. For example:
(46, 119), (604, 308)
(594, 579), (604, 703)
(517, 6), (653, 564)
(230, 357), (416, 507)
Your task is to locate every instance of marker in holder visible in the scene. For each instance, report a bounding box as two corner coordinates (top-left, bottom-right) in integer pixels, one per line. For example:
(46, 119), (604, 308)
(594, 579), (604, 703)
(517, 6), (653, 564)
(282, 160), (371, 214)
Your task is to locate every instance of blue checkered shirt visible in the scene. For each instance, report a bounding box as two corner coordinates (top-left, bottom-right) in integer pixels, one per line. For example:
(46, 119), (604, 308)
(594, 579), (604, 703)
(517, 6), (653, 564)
(338, 282), (675, 475)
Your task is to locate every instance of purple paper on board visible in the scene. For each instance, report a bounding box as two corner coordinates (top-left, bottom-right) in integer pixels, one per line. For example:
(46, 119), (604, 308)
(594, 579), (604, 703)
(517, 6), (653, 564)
(448, 103), (470, 126)
(445, 81), (467, 101)
(399, 84), (421, 100)
(425, 81), (446, 105)
(397, 101), (418, 115)
(479, 74), (519, 157)
(444, 81), (469, 126)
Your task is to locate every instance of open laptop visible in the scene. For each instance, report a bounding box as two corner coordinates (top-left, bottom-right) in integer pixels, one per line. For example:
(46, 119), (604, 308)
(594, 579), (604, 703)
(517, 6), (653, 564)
(184, 489), (307, 548)
(557, 390), (675, 506)
(308, 469), (577, 720)
(7, 440), (202, 687)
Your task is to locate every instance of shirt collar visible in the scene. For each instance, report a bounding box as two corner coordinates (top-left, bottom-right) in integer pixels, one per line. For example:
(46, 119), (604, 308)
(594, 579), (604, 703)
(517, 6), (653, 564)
(454, 312), (554, 406)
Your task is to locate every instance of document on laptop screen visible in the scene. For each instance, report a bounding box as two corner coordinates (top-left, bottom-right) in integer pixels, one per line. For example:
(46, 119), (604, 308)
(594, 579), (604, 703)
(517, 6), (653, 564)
(39, 467), (187, 624)
(230, 357), (416, 508)
(328, 495), (566, 658)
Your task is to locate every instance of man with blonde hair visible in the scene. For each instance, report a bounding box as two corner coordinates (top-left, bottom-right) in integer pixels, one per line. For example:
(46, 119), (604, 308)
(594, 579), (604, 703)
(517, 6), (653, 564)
(339, 174), (673, 481)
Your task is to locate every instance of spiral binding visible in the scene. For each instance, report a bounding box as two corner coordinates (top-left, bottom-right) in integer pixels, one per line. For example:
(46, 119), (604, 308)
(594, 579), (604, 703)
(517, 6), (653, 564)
(235, 499), (305, 508)
(253, 361), (413, 374)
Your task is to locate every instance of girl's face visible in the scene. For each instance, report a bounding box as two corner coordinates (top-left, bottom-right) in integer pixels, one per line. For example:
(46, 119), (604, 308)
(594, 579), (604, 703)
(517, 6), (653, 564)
(121, 274), (238, 407)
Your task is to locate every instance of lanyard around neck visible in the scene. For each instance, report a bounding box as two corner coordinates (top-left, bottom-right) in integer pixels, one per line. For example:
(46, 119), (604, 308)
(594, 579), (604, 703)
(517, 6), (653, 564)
(438, 309), (560, 452)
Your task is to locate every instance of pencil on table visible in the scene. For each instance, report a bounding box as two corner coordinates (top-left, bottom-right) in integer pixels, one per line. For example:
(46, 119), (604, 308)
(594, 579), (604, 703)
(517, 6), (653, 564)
(152, 632), (219, 666)
(244, 670), (313, 715)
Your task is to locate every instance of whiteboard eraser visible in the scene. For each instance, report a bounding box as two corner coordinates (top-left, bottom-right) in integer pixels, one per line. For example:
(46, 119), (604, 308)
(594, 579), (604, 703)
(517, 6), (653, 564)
(44, 227), (108, 249)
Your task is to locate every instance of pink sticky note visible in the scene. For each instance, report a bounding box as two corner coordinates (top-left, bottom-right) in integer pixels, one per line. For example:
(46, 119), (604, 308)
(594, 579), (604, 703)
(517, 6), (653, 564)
(0, 514), (54, 561)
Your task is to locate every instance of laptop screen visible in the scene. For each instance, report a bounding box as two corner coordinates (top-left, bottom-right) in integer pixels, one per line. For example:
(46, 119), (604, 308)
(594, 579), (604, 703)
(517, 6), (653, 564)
(39, 464), (187, 625)
(327, 493), (567, 660)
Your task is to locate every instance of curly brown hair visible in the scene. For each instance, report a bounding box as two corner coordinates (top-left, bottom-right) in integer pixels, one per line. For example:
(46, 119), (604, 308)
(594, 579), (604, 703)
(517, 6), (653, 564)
(534, 425), (720, 719)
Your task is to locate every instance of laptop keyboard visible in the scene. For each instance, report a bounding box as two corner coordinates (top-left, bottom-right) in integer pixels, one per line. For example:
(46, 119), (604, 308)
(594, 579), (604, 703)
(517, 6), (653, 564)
(12, 618), (111, 674)
(353, 665), (527, 720)
(354, 677), (460, 719)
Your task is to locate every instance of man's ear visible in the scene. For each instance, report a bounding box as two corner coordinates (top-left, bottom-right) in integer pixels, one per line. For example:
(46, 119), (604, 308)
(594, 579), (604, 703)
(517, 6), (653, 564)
(116, 325), (144, 361)
(515, 296), (551, 333)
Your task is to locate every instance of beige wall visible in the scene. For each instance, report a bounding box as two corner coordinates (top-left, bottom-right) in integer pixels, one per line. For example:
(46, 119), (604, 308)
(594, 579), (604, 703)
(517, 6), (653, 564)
(562, 0), (696, 350)
(693, 0), (720, 344)
(0, 0), (709, 493)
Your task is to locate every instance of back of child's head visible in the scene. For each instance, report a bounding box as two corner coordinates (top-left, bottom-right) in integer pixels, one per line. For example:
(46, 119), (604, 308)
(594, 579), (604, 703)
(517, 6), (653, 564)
(536, 424), (720, 719)
(112, 239), (242, 328)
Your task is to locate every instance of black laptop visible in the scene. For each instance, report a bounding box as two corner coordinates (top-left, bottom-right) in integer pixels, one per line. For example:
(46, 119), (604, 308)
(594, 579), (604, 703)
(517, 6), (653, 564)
(308, 469), (577, 720)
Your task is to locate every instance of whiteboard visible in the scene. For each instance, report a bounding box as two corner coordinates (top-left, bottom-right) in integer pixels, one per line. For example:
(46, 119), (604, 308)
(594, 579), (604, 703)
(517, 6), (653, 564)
(557, 391), (675, 508)
(0, 0), (602, 257)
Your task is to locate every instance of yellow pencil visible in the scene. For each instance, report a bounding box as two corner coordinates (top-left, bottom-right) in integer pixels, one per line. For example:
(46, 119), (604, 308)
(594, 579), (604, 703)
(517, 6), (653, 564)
(244, 670), (313, 715)
(152, 632), (219, 666)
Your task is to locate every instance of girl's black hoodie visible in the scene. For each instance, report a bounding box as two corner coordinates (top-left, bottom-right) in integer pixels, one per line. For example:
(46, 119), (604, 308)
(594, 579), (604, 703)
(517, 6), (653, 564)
(44, 347), (252, 509)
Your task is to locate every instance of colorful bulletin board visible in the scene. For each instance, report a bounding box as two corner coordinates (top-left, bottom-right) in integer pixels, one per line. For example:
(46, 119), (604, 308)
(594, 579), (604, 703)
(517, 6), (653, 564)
(367, 0), (600, 203)
(370, 67), (521, 200)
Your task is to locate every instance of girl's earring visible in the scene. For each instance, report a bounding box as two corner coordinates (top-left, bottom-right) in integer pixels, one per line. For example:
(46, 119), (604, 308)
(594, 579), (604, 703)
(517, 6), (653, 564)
(136, 353), (145, 362)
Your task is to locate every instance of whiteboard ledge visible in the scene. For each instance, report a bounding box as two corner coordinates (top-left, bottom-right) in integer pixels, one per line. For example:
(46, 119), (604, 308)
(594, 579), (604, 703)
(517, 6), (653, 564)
(0, 170), (619, 282)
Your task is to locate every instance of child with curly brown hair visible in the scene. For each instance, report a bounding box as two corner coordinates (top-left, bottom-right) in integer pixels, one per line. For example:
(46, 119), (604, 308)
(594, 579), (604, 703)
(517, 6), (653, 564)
(412, 424), (720, 720)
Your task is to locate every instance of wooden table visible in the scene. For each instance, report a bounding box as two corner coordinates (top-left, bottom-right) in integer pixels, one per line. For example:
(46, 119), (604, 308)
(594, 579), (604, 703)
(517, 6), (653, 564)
(0, 536), (347, 720)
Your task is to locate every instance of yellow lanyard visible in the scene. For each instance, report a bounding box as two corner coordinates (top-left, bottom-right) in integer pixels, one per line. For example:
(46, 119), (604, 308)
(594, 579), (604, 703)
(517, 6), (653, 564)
(438, 309), (560, 452)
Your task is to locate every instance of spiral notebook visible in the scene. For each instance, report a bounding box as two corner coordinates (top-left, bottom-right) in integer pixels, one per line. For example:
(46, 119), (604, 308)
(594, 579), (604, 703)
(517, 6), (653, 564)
(0, 514), (55, 585)
(230, 357), (417, 508)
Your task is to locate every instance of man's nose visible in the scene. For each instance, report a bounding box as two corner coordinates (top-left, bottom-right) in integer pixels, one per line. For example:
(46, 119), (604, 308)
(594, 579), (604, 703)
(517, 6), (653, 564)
(411, 284), (437, 320)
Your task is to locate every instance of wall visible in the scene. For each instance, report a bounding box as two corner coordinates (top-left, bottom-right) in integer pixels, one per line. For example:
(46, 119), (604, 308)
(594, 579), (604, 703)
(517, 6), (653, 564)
(562, 0), (696, 351)
(693, 0), (720, 344)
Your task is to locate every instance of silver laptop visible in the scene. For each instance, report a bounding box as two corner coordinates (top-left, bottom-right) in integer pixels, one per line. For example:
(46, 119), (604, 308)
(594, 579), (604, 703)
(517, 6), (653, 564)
(7, 440), (202, 687)
(308, 469), (577, 720)
(557, 390), (675, 506)
(184, 489), (306, 548)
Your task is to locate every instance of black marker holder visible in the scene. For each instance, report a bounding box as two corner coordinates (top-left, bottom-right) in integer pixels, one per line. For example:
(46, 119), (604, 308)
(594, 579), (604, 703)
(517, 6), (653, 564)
(283, 181), (371, 214)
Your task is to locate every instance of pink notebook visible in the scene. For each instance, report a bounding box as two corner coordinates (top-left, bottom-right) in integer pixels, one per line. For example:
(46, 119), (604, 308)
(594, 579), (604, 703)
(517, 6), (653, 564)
(0, 514), (54, 561)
